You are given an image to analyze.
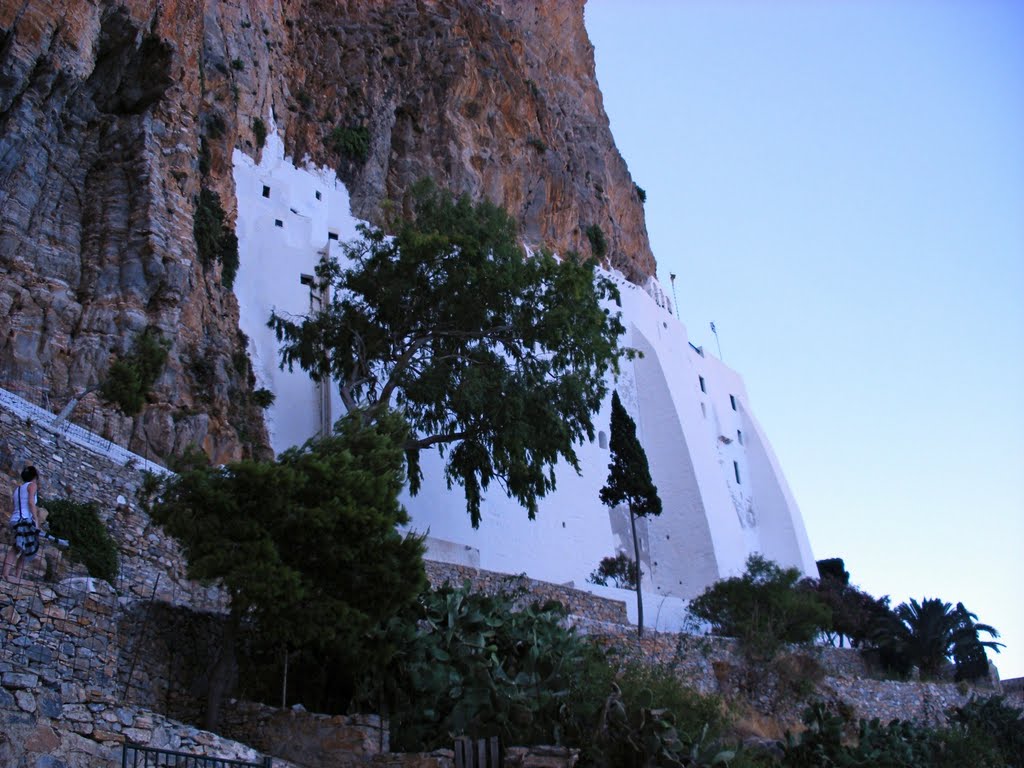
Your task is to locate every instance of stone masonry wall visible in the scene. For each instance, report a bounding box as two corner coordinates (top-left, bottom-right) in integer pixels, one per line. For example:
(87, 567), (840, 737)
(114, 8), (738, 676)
(599, 629), (997, 734)
(220, 699), (387, 768)
(1, 577), (121, 700)
(0, 576), (283, 768)
(424, 561), (628, 626)
(0, 400), (226, 613)
(0, 669), (283, 768)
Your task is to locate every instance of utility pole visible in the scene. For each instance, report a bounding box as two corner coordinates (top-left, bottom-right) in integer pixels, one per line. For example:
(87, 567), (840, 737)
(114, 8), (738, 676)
(669, 273), (679, 316)
(710, 321), (723, 360)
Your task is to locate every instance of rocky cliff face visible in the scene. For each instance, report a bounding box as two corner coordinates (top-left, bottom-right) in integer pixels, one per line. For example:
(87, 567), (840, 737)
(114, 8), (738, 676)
(0, 0), (654, 462)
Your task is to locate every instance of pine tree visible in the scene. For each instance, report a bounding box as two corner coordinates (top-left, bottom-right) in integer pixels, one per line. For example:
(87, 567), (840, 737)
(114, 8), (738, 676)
(599, 391), (662, 636)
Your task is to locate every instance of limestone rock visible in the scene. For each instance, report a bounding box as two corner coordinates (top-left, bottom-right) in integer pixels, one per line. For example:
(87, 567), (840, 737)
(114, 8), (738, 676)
(0, 0), (654, 461)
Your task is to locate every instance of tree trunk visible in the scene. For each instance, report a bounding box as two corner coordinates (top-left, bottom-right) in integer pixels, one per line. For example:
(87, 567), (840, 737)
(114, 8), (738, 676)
(204, 615), (239, 732)
(281, 647), (289, 709)
(630, 508), (643, 638)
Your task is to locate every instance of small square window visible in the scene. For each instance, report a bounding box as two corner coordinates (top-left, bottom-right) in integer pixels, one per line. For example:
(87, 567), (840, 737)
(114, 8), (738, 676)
(327, 231), (339, 241)
(315, 190), (322, 201)
(262, 185), (271, 198)
(699, 375), (706, 393)
(733, 461), (741, 484)
(730, 394), (737, 411)
(274, 219), (283, 228)
(737, 429), (743, 445)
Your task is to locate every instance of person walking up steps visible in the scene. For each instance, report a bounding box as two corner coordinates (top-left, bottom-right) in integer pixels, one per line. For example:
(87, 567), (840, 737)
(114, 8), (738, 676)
(3, 465), (41, 583)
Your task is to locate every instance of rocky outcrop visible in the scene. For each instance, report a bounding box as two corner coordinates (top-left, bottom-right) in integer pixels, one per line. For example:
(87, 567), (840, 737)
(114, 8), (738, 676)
(280, 0), (654, 280)
(0, 0), (653, 461)
(0, 0), (271, 462)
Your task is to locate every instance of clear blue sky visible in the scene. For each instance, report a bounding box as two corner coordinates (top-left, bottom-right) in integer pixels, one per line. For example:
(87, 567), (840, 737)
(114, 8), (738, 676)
(586, 0), (1024, 678)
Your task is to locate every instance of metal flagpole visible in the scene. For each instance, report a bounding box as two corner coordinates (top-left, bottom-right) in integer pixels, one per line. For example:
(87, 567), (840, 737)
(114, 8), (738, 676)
(710, 322), (723, 360)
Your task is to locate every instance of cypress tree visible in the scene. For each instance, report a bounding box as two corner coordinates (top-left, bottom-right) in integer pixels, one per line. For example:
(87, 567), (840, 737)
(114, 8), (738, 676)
(599, 391), (662, 636)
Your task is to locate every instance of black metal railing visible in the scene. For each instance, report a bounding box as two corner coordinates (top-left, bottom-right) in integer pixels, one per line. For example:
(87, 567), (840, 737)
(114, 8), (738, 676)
(121, 742), (271, 768)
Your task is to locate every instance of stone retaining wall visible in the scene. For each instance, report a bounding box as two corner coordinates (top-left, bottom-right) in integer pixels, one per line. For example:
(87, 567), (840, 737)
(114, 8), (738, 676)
(0, 662), (284, 768)
(220, 699), (387, 767)
(1003, 677), (1024, 706)
(424, 561), (628, 625)
(0, 577), (120, 696)
(365, 745), (578, 768)
(595, 629), (995, 732)
(0, 405), (226, 613)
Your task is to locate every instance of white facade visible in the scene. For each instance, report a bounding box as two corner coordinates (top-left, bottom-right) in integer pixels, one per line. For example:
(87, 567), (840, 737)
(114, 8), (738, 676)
(232, 128), (353, 452)
(232, 131), (816, 603)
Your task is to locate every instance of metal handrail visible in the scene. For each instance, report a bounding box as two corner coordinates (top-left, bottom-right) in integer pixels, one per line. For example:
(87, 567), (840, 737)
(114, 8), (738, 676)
(121, 741), (271, 768)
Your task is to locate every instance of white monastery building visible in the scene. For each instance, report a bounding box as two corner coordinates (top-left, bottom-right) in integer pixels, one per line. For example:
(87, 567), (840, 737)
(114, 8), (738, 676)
(233, 130), (816, 620)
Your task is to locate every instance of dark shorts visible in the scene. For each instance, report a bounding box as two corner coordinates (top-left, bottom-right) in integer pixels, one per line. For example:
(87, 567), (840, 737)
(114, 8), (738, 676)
(10, 518), (38, 558)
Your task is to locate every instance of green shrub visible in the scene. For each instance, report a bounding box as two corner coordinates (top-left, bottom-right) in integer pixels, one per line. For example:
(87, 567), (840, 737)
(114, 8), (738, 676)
(359, 582), (733, 767)
(329, 124), (370, 163)
(253, 117), (267, 149)
(585, 223), (608, 259)
(42, 498), (119, 583)
(188, 355), (217, 401)
(687, 554), (832, 661)
(588, 552), (637, 590)
(198, 136), (211, 176)
(781, 697), (1024, 768)
(634, 183), (647, 204)
(205, 112), (226, 139)
(251, 388), (275, 408)
(527, 136), (547, 153)
(946, 695), (1024, 763)
(100, 327), (169, 416)
(231, 57), (244, 71)
(363, 583), (587, 750)
(563, 656), (735, 768)
(193, 188), (240, 289)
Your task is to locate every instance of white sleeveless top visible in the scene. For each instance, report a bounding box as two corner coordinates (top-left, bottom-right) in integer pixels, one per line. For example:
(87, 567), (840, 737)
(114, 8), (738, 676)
(11, 481), (36, 524)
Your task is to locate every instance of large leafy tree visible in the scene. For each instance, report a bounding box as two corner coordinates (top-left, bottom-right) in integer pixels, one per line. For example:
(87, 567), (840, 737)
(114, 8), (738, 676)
(812, 557), (897, 649)
(269, 180), (626, 526)
(148, 413), (426, 726)
(599, 390), (662, 637)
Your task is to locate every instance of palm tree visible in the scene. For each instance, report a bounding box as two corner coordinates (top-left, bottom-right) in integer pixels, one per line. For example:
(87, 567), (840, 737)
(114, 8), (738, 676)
(951, 602), (1003, 681)
(878, 598), (1003, 680)
(895, 598), (957, 678)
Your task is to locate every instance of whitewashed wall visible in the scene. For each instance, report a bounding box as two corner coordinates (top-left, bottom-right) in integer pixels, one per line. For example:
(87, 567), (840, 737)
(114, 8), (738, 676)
(232, 126), (354, 453)
(231, 129), (817, 603)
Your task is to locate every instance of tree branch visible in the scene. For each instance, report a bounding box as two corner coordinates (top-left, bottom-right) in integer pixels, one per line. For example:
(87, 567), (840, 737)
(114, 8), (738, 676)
(404, 430), (472, 451)
(377, 336), (431, 407)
